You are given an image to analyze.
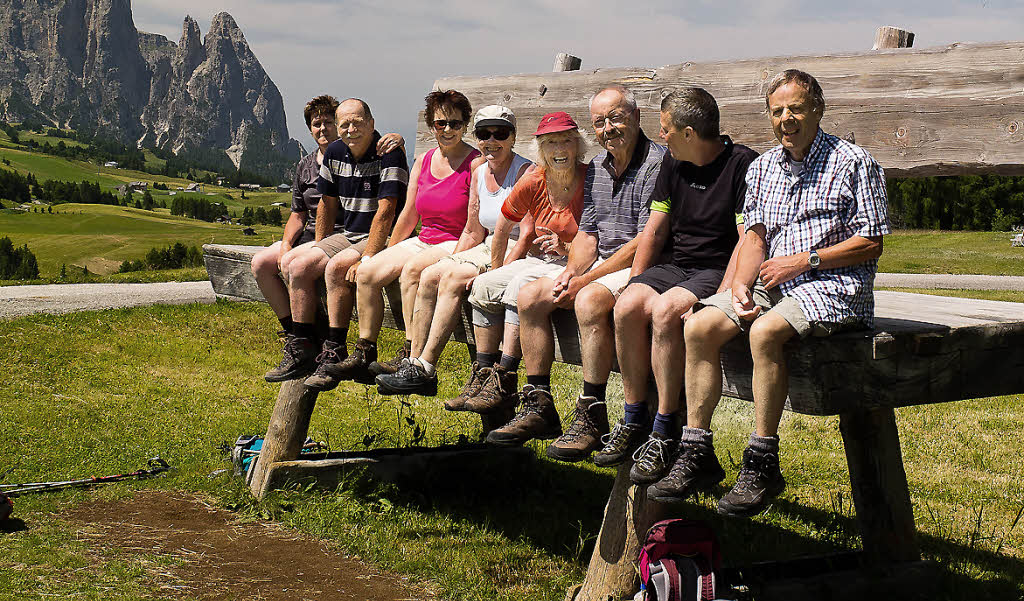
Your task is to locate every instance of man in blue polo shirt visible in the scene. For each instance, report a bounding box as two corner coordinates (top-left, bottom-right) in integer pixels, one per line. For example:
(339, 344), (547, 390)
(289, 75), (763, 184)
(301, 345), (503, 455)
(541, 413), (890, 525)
(266, 97), (408, 386)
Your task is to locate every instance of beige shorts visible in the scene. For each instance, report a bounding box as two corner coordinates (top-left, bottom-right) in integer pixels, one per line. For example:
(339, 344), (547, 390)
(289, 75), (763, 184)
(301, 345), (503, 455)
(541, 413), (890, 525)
(391, 236), (458, 254)
(315, 233), (368, 258)
(697, 280), (852, 339)
(437, 234), (519, 273)
(587, 259), (631, 297)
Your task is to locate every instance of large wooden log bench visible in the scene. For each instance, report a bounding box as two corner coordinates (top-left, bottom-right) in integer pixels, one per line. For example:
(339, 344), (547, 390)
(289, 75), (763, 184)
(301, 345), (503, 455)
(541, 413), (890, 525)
(205, 242), (1024, 599)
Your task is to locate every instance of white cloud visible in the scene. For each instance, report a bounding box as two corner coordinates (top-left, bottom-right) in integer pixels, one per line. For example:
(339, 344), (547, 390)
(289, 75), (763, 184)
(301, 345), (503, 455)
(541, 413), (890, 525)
(131, 0), (1024, 156)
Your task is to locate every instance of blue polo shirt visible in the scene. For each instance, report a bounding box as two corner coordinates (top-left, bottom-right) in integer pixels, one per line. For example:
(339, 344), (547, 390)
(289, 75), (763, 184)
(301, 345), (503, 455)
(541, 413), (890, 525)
(316, 131), (409, 240)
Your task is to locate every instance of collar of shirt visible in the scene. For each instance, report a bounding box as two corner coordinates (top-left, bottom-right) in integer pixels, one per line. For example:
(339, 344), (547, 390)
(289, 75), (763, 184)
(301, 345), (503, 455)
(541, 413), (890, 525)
(600, 130), (651, 180)
(774, 127), (826, 172)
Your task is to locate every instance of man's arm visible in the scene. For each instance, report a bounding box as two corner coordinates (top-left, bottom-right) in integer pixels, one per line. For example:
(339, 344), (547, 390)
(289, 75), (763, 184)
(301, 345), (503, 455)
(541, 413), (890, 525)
(758, 235), (883, 290)
(730, 225), (768, 320)
(629, 210), (669, 278)
(717, 223), (745, 293)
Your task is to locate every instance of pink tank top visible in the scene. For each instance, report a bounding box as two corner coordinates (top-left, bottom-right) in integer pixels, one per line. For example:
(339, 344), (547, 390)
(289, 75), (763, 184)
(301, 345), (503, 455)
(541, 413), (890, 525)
(415, 147), (481, 244)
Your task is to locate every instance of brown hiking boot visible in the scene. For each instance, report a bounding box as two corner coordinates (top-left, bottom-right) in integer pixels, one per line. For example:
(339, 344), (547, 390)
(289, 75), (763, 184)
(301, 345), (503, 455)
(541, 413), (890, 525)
(264, 335), (318, 382)
(479, 404), (516, 440)
(464, 364), (517, 413)
(545, 395), (610, 462)
(304, 337), (377, 388)
(444, 362), (490, 411)
(368, 341), (411, 377)
(485, 385), (562, 447)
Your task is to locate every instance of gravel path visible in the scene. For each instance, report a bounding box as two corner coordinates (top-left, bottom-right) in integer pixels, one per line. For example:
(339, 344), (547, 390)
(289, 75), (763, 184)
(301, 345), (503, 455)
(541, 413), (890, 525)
(0, 273), (1019, 320)
(0, 281), (217, 319)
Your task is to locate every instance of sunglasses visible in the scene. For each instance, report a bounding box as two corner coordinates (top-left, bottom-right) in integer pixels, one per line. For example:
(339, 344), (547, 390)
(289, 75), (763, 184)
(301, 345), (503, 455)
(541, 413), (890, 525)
(474, 128), (512, 141)
(432, 119), (465, 131)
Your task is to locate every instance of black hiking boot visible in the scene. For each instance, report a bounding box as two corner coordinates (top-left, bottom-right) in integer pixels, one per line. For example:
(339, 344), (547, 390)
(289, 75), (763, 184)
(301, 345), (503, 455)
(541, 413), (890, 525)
(545, 396), (610, 463)
(367, 341), (411, 377)
(593, 420), (649, 468)
(485, 385), (562, 447)
(444, 362), (489, 411)
(264, 335), (318, 382)
(648, 441), (726, 503)
(304, 338), (377, 388)
(375, 360), (438, 396)
(717, 447), (786, 518)
(629, 432), (677, 485)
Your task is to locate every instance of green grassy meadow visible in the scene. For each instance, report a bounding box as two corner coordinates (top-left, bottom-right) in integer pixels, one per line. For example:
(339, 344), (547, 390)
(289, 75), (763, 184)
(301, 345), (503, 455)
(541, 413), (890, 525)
(0, 203), (283, 276)
(879, 230), (1024, 276)
(0, 290), (1022, 600)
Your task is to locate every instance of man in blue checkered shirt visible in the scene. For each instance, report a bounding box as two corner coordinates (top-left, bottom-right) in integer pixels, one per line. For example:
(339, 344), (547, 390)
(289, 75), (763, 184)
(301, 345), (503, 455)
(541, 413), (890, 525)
(666, 70), (890, 518)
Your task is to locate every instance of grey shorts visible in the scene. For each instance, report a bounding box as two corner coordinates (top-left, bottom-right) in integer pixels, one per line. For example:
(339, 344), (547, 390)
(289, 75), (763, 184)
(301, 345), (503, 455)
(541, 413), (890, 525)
(315, 233), (368, 258)
(696, 281), (855, 339)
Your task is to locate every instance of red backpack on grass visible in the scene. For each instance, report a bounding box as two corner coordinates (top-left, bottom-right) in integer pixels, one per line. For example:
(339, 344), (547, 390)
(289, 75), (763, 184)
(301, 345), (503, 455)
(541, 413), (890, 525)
(638, 519), (722, 601)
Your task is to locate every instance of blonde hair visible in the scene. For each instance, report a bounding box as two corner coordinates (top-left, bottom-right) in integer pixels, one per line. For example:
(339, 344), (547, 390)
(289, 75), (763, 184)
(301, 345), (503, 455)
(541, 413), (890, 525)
(531, 129), (589, 170)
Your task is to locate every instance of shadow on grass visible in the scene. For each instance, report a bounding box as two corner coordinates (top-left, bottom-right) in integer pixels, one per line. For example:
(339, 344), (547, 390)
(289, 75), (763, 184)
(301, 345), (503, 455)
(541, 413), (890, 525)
(329, 453), (1021, 600)
(0, 517), (28, 534)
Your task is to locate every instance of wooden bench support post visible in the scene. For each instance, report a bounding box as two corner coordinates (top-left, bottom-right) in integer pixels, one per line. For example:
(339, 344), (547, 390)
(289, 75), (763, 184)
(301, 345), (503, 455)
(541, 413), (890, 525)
(839, 407), (919, 563)
(249, 379), (320, 498)
(570, 463), (668, 601)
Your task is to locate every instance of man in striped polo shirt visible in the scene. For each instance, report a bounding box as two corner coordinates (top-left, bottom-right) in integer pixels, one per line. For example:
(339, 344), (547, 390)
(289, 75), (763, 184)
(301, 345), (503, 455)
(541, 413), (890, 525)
(485, 85), (664, 455)
(680, 70), (889, 517)
(269, 98), (408, 390)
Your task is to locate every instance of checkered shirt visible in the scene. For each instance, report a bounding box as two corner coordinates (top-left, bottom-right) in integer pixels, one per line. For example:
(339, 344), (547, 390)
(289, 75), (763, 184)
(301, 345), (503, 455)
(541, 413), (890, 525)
(743, 129), (890, 327)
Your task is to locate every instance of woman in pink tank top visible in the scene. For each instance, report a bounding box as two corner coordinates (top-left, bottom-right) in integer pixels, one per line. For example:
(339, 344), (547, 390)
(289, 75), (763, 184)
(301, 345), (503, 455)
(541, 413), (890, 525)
(343, 90), (481, 380)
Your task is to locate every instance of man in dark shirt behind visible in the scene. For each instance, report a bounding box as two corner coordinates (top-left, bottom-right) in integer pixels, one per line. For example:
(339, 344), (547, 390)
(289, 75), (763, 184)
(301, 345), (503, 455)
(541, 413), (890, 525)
(598, 88), (757, 491)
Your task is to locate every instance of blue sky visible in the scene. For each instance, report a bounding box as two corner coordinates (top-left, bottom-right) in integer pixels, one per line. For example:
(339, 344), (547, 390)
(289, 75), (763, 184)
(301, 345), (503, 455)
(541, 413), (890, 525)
(132, 0), (1023, 156)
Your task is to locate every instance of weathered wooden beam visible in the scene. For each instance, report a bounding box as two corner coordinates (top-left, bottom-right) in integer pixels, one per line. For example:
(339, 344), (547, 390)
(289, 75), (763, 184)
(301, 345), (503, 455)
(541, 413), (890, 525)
(420, 40), (1024, 177)
(873, 26), (915, 50)
(553, 52), (582, 72)
(249, 379), (319, 498)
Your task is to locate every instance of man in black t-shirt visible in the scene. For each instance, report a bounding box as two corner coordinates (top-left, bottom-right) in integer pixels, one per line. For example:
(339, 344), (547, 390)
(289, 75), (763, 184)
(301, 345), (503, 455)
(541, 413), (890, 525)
(596, 88), (757, 491)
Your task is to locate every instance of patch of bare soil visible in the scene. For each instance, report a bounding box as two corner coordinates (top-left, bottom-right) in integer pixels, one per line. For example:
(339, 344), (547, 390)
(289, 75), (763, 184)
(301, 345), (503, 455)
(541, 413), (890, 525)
(65, 490), (435, 601)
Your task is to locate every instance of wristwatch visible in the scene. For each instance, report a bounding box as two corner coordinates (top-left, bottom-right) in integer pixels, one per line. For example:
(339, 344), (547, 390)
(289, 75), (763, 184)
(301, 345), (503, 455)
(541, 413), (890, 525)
(808, 250), (821, 270)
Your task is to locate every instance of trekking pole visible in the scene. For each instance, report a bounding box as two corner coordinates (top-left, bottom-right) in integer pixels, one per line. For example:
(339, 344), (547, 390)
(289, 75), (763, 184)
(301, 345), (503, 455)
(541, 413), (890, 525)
(1, 457), (171, 497)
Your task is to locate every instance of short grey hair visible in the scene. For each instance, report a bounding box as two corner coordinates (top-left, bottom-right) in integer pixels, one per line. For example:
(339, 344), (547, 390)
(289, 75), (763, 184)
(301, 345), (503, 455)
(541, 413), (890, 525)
(764, 69), (825, 114)
(531, 128), (589, 169)
(660, 88), (720, 140)
(588, 85), (638, 114)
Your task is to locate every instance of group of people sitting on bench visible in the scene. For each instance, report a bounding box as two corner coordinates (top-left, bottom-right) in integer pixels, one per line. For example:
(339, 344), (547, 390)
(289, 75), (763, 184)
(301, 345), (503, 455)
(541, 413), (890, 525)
(251, 69), (890, 518)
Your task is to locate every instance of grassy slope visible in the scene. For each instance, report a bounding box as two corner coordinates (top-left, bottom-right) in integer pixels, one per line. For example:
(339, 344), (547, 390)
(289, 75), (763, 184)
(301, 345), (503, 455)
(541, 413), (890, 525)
(0, 291), (1022, 600)
(0, 203), (282, 275)
(880, 230), (1024, 276)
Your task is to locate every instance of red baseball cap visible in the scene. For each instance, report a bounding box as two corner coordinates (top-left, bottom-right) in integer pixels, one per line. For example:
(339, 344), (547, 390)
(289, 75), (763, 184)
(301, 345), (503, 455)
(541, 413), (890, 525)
(534, 111), (578, 136)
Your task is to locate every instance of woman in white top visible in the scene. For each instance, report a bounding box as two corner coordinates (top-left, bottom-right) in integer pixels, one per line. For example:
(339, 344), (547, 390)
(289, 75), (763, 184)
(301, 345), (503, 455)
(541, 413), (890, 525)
(376, 105), (532, 397)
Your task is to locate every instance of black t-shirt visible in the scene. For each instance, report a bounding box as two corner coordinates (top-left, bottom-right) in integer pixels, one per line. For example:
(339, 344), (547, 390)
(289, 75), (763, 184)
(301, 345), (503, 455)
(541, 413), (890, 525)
(649, 136), (758, 269)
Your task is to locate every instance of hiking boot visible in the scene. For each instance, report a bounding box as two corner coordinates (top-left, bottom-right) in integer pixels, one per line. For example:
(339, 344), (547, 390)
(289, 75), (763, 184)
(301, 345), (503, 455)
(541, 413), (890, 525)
(464, 365), (517, 413)
(264, 335), (318, 382)
(717, 447), (786, 518)
(444, 362), (489, 411)
(305, 338), (377, 388)
(485, 385), (562, 447)
(593, 420), (649, 468)
(368, 341), (411, 377)
(546, 396), (610, 463)
(301, 340), (349, 391)
(375, 360), (438, 396)
(648, 441), (726, 503)
(479, 404), (516, 440)
(629, 432), (677, 485)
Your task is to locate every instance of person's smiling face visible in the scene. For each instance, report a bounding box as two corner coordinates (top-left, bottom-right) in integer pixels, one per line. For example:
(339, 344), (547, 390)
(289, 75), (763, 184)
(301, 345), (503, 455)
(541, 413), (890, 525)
(336, 100), (374, 157)
(767, 81), (822, 161)
(309, 113), (338, 150)
(538, 131), (577, 171)
(590, 89), (638, 156)
(431, 105), (467, 151)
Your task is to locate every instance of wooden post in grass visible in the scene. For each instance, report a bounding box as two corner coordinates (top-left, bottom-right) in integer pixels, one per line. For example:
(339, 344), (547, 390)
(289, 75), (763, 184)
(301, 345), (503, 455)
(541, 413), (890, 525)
(553, 52), (582, 72)
(249, 379), (319, 498)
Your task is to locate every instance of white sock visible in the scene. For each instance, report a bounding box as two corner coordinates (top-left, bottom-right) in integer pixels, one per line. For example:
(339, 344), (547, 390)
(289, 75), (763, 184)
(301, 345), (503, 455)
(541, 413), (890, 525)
(417, 358), (435, 376)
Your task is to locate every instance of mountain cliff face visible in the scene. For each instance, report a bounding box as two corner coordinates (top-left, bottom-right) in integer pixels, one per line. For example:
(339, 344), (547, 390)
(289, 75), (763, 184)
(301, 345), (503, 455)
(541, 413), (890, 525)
(0, 1), (301, 178)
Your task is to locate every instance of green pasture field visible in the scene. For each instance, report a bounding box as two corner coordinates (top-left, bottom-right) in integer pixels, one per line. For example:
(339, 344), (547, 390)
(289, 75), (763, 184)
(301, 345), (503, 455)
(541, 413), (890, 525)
(879, 230), (1024, 276)
(0, 288), (1021, 600)
(0, 203), (283, 276)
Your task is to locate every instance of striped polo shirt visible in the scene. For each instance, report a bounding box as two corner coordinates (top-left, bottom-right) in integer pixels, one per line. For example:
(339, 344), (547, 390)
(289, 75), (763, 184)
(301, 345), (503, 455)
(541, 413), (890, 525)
(316, 131), (409, 241)
(579, 131), (665, 259)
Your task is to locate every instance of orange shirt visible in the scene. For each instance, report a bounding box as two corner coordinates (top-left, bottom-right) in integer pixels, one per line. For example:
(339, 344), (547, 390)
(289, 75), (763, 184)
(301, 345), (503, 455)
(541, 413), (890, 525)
(500, 164), (585, 243)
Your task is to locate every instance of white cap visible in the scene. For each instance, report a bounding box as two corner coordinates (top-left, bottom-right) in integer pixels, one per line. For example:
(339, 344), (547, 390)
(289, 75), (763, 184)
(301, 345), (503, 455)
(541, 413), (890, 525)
(474, 105), (516, 130)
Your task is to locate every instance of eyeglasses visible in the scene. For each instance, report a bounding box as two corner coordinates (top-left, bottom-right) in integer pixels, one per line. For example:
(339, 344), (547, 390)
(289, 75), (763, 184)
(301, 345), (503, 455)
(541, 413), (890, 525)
(432, 119), (465, 131)
(592, 112), (629, 130)
(474, 128), (512, 141)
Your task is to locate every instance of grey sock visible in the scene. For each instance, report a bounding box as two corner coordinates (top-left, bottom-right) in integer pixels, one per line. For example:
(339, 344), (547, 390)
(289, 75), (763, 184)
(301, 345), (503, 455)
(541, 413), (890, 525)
(680, 426), (714, 447)
(748, 432), (780, 455)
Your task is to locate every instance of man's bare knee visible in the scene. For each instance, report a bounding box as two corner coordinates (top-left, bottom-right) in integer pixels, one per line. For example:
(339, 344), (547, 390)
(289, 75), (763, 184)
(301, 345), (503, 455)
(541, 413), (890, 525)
(613, 285), (651, 327)
(684, 308), (736, 350)
(518, 279), (555, 314)
(748, 314), (795, 355)
(575, 284), (614, 325)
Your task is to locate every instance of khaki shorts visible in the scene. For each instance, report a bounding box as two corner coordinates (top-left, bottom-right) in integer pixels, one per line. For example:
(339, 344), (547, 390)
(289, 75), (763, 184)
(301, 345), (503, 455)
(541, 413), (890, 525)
(697, 280), (852, 339)
(437, 234), (516, 273)
(587, 259), (631, 297)
(315, 232), (368, 258)
(391, 236), (458, 254)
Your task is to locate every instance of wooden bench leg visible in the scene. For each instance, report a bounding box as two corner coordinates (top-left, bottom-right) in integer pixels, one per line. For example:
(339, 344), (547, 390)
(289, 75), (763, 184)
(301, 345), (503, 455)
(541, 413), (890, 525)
(839, 407), (919, 563)
(249, 379), (320, 498)
(570, 463), (669, 601)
